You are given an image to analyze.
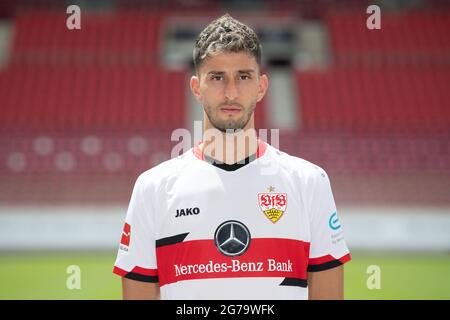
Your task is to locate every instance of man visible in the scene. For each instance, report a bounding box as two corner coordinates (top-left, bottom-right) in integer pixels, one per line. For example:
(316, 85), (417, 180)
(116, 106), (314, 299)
(113, 14), (351, 300)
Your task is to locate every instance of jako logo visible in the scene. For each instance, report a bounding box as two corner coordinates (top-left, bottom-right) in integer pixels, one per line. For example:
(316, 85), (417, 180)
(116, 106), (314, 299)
(328, 212), (341, 230)
(176, 207), (200, 217)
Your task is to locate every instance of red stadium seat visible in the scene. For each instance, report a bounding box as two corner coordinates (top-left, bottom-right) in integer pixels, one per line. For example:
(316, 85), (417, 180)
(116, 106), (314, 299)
(11, 11), (164, 66)
(296, 68), (450, 131)
(0, 66), (187, 131)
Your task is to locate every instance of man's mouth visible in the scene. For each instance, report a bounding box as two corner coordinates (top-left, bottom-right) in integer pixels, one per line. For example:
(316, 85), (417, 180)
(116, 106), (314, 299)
(220, 106), (242, 114)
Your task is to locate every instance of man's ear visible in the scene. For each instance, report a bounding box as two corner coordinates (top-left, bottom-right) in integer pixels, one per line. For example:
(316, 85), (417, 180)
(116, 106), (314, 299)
(256, 74), (268, 102)
(190, 75), (202, 103)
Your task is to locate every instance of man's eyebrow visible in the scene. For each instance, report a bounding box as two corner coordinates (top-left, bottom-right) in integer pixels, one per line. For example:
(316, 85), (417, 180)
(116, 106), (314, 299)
(206, 71), (225, 75)
(238, 69), (255, 74)
(206, 69), (256, 75)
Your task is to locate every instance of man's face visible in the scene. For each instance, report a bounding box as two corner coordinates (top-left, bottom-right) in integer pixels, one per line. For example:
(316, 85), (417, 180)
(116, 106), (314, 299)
(191, 52), (268, 132)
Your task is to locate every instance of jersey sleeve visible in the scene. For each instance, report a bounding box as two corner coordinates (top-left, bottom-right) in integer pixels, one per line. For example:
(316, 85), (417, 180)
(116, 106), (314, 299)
(113, 174), (158, 282)
(307, 167), (351, 272)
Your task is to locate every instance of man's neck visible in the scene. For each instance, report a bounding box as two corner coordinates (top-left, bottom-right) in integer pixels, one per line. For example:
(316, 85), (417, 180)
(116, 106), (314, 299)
(200, 128), (258, 165)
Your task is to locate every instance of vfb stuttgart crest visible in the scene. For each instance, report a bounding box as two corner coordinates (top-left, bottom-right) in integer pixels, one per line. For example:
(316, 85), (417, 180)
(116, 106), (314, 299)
(258, 188), (287, 223)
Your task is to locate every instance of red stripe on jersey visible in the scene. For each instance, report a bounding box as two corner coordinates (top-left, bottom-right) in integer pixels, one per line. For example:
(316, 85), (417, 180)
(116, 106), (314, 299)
(309, 254), (335, 265)
(192, 141), (204, 160)
(256, 139), (267, 158)
(120, 223), (131, 247)
(339, 253), (352, 264)
(309, 253), (351, 265)
(132, 266), (159, 276)
(192, 139), (267, 161)
(113, 266), (158, 277)
(156, 238), (310, 287)
(113, 266), (128, 277)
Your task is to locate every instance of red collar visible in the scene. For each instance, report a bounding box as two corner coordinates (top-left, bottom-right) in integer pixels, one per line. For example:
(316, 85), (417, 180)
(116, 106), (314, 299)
(192, 139), (267, 161)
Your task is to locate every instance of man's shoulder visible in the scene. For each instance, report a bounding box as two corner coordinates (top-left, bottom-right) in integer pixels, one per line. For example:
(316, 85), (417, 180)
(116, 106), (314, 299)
(267, 145), (329, 180)
(135, 148), (194, 188)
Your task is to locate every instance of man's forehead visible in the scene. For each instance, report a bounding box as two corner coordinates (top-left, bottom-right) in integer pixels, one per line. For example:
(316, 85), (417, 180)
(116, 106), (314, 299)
(199, 52), (258, 74)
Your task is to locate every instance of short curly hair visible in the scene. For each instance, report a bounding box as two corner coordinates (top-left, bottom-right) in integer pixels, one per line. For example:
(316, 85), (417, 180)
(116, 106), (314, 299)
(193, 14), (262, 73)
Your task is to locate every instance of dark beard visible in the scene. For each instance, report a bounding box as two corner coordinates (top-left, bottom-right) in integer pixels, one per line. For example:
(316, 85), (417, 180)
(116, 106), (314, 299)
(204, 103), (256, 133)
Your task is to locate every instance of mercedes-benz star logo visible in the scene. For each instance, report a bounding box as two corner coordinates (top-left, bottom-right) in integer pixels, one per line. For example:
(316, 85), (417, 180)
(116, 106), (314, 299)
(214, 220), (251, 257)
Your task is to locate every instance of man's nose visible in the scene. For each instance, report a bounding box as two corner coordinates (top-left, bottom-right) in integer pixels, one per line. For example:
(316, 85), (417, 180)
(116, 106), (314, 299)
(224, 79), (238, 101)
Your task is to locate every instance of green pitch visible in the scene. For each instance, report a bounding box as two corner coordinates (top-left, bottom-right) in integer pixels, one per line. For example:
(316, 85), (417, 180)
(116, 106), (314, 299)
(0, 252), (449, 299)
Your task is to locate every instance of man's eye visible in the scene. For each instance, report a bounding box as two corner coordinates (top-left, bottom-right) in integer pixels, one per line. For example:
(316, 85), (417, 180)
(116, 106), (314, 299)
(240, 75), (250, 80)
(211, 76), (222, 81)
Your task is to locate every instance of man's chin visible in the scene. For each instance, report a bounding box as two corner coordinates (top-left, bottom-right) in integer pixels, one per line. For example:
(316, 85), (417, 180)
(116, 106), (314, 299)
(210, 119), (244, 133)
(206, 110), (253, 133)
(214, 126), (243, 134)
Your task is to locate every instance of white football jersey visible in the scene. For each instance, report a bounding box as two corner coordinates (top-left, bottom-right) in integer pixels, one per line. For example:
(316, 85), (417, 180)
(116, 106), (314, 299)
(113, 140), (351, 299)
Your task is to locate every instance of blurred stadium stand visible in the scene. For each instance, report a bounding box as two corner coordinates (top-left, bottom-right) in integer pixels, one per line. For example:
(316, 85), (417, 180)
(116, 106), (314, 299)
(0, 0), (449, 208)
